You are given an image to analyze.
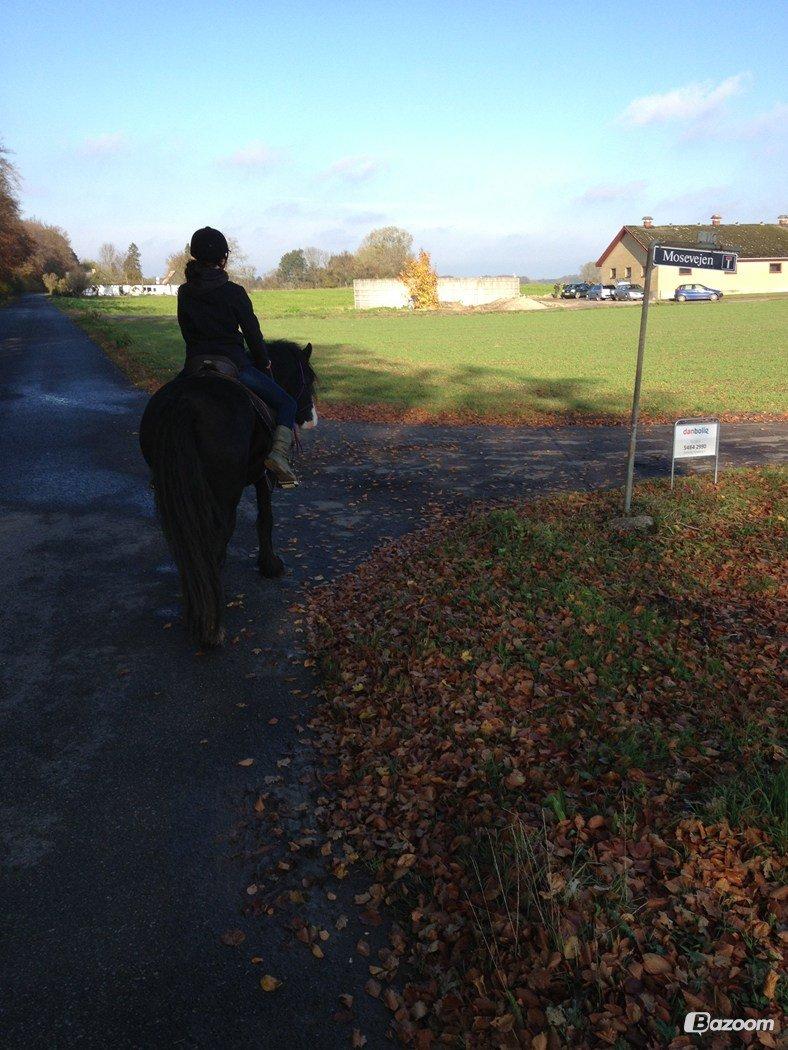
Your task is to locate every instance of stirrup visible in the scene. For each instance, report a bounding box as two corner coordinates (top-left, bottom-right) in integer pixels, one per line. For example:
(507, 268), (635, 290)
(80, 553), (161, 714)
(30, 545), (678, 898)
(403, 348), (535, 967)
(265, 466), (300, 490)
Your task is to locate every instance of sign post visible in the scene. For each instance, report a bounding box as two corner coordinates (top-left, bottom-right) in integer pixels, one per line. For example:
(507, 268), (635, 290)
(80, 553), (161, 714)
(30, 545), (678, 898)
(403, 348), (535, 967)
(622, 243), (737, 514)
(671, 419), (720, 488)
(623, 247), (654, 514)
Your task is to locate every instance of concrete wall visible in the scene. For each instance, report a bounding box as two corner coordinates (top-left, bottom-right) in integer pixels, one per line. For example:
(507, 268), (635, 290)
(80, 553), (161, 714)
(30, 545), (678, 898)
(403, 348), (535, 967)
(437, 276), (520, 305)
(353, 276), (521, 309)
(353, 279), (410, 310)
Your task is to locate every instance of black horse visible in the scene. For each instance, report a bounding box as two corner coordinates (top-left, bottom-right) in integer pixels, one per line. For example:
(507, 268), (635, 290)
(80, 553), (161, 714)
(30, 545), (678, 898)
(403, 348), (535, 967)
(139, 340), (317, 648)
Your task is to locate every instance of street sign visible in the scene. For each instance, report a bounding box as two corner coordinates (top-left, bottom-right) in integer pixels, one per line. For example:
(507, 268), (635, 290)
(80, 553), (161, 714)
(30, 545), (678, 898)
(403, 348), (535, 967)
(622, 241), (734, 514)
(653, 245), (738, 273)
(671, 418), (720, 488)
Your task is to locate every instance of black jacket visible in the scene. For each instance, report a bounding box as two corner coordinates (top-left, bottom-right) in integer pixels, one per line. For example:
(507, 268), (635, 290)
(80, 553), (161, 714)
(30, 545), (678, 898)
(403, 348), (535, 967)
(177, 265), (268, 370)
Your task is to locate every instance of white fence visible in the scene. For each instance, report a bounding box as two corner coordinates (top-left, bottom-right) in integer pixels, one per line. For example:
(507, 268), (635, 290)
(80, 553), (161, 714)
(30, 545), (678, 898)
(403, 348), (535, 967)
(353, 276), (521, 310)
(84, 284), (178, 297)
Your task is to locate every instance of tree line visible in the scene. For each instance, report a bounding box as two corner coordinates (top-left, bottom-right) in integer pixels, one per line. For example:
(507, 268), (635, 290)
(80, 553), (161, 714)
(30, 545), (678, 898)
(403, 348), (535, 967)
(161, 225), (417, 290)
(264, 226), (415, 288)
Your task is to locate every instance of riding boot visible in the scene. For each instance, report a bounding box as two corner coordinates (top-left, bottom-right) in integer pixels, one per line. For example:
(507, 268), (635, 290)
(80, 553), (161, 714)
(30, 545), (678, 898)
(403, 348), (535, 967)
(265, 425), (298, 487)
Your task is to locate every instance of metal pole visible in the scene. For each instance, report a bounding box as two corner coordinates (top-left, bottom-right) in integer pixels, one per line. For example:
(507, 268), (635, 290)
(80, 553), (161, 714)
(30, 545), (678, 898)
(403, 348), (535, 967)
(623, 246), (654, 514)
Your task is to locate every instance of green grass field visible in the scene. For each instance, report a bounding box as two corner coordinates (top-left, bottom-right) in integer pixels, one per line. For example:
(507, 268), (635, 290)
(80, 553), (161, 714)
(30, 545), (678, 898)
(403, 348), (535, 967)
(60, 289), (787, 423)
(520, 281), (553, 296)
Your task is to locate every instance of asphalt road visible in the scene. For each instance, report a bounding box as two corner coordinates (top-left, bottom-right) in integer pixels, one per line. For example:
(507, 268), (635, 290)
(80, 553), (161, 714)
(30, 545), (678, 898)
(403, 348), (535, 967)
(1, 295), (785, 1049)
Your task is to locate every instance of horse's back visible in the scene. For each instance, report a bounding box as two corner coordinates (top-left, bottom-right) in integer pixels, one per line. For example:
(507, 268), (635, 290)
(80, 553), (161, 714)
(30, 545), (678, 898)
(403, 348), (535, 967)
(139, 374), (263, 482)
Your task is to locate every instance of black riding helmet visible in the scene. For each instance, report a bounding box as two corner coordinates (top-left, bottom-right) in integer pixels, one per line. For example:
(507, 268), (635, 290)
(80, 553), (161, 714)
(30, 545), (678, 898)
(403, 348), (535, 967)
(190, 226), (229, 263)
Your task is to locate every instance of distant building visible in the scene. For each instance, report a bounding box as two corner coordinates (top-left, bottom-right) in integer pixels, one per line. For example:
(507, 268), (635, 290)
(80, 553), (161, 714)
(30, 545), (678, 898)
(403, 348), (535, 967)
(84, 283), (178, 297)
(596, 214), (788, 299)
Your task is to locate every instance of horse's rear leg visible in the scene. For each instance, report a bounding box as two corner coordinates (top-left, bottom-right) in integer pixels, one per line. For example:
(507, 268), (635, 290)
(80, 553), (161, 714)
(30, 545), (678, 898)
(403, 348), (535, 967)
(255, 479), (285, 578)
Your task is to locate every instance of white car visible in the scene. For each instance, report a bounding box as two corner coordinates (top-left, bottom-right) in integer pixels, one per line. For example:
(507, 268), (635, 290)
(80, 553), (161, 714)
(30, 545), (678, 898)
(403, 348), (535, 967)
(587, 283), (616, 301)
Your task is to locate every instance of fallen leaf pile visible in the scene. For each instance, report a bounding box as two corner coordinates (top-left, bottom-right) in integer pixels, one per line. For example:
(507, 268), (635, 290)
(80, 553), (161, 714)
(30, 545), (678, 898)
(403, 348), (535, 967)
(305, 469), (786, 1047)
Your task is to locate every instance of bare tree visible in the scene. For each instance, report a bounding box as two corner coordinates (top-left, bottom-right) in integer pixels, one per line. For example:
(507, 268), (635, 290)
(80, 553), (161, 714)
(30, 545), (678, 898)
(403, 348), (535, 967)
(302, 247), (330, 287)
(226, 236), (256, 288)
(580, 261), (601, 283)
(95, 242), (125, 283)
(166, 243), (191, 284)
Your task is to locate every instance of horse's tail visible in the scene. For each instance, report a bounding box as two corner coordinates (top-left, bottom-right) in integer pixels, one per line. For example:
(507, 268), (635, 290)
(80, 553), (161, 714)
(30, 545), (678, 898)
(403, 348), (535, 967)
(152, 398), (225, 647)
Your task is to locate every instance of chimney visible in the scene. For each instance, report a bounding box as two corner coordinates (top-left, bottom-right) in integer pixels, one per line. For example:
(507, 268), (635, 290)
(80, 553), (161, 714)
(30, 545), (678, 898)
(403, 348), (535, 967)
(642, 215), (653, 228)
(779, 214), (788, 227)
(711, 213), (722, 226)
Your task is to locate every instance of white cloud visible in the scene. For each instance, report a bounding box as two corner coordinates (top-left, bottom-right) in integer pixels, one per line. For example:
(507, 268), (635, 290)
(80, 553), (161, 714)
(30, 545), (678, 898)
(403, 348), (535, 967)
(77, 132), (128, 157)
(218, 142), (284, 169)
(618, 73), (750, 126)
(318, 155), (386, 183)
(576, 180), (647, 205)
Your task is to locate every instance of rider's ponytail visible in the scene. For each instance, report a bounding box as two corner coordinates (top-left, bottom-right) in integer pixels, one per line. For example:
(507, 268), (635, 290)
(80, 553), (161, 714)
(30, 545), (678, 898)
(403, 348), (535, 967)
(184, 258), (200, 282)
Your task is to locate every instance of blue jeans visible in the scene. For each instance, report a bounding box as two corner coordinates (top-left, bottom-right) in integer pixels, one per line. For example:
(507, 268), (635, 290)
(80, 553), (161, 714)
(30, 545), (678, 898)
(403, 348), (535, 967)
(238, 364), (297, 429)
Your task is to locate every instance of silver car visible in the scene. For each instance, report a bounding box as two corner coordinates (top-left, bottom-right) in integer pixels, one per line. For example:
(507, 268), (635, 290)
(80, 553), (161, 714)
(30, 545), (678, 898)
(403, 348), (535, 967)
(614, 283), (645, 301)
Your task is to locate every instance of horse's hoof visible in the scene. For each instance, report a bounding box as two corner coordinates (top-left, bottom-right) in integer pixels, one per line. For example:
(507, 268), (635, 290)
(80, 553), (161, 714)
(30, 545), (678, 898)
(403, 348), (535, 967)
(259, 557), (286, 579)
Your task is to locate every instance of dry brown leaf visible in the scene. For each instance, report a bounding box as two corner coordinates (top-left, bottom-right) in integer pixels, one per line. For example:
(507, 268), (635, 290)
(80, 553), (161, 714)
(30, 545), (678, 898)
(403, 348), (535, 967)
(642, 953), (672, 975)
(763, 969), (778, 1000)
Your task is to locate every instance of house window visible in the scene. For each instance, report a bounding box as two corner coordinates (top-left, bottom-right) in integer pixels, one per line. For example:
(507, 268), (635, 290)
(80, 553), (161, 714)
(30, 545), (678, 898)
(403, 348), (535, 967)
(625, 266), (632, 279)
(679, 267), (692, 275)
(769, 262), (782, 273)
(610, 267), (616, 279)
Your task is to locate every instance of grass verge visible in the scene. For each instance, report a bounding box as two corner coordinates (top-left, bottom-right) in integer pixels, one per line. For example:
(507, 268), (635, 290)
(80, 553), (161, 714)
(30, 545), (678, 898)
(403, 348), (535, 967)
(305, 469), (787, 1045)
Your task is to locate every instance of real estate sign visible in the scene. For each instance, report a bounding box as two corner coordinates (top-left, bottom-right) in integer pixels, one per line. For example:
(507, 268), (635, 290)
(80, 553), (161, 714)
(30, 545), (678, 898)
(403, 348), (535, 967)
(671, 418), (721, 488)
(653, 245), (738, 273)
(673, 420), (719, 460)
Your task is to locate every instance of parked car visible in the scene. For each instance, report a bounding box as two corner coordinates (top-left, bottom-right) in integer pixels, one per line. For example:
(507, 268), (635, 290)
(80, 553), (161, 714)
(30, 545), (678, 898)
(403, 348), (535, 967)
(575, 283), (591, 298)
(587, 283), (616, 301)
(614, 283), (645, 301)
(674, 283), (723, 302)
(560, 282), (591, 299)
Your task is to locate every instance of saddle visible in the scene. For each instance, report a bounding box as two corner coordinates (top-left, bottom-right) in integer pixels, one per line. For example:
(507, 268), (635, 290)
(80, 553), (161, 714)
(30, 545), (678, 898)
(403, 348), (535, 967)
(183, 355), (276, 433)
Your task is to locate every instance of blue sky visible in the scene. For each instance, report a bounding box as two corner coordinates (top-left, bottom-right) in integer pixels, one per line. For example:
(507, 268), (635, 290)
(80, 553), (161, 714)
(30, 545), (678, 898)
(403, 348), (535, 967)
(1, 0), (786, 277)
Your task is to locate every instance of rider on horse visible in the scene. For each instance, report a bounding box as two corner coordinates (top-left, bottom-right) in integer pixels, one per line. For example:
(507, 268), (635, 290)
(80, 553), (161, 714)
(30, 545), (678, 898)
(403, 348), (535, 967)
(177, 226), (297, 486)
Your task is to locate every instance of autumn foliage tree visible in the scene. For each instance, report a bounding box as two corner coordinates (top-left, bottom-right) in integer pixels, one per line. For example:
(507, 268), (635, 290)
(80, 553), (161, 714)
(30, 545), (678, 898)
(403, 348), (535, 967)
(16, 220), (79, 290)
(400, 249), (439, 309)
(0, 144), (33, 292)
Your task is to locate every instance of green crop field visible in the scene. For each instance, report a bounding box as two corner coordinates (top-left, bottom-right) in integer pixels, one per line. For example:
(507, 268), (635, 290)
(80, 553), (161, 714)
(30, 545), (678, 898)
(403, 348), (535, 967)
(59, 290), (787, 424)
